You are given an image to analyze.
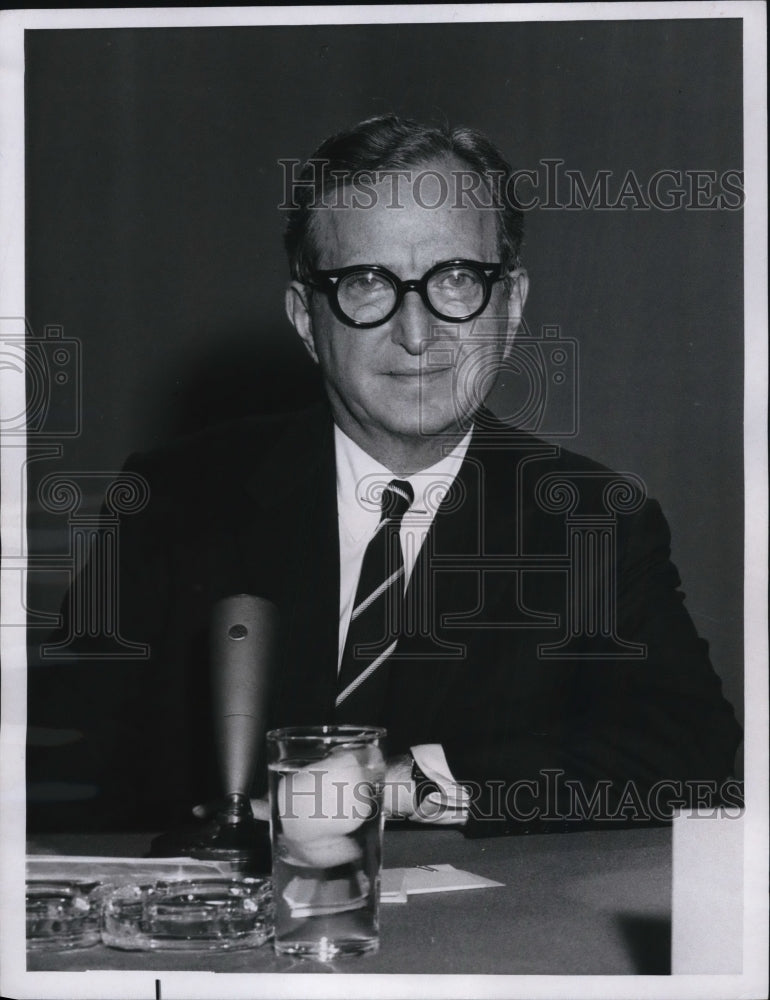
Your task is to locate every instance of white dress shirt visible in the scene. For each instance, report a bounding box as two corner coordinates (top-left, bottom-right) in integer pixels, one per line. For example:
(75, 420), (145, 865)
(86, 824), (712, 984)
(334, 425), (473, 824)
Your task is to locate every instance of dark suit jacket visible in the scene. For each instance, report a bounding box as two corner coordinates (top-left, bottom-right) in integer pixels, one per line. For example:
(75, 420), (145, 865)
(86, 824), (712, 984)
(27, 403), (742, 834)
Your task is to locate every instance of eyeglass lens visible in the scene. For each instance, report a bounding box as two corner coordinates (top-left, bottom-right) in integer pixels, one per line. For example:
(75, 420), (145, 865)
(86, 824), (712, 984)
(336, 264), (487, 324)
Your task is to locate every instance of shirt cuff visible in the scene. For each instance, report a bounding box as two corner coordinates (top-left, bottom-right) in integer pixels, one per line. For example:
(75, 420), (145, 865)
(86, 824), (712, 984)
(410, 743), (469, 825)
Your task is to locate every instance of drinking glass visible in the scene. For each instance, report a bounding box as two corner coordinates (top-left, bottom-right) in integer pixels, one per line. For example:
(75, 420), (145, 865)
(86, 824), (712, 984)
(266, 725), (386, 960)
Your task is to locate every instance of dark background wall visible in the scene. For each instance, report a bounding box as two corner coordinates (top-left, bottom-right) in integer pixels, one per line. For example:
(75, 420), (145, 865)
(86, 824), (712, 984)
(25, 20), (744, 724)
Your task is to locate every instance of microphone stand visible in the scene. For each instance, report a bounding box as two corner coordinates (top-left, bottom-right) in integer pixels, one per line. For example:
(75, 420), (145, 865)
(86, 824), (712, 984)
(149, 595), (277, 874)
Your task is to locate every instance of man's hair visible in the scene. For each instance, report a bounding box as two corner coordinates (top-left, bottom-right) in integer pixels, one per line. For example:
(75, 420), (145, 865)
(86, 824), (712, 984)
(283, 114), (524, 282)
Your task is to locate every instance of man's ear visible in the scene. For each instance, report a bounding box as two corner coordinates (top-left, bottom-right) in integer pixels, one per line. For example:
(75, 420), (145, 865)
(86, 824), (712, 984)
(502, 268), (529, 360)
(285, 281), (319, 364)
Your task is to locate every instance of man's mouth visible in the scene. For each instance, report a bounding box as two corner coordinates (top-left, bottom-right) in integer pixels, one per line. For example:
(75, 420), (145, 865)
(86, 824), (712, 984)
(386, 367), (452, 378)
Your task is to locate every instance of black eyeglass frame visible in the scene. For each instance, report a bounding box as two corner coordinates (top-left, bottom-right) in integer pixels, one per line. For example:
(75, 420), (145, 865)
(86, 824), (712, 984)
(305, 259), (507, 329)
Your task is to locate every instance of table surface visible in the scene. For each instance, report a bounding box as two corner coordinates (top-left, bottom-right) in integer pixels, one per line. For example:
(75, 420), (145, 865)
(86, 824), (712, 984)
(27, 824), (672, 975)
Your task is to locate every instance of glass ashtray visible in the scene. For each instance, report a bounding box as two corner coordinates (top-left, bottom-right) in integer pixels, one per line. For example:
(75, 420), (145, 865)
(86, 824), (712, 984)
(26, 880), (103, 952)
(101, 877), (274, 951)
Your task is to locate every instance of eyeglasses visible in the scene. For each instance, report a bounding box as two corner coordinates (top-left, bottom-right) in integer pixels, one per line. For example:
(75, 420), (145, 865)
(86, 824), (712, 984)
(305, 259), (506, 329)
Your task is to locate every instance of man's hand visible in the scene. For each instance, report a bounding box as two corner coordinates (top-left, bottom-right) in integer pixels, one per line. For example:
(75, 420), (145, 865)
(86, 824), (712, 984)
(382, 753), (417, 819)
(384, 753), (470, 826)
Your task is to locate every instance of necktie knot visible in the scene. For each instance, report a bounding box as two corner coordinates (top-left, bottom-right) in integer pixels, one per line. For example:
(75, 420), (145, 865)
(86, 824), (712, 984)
(381, 479), (413, 524)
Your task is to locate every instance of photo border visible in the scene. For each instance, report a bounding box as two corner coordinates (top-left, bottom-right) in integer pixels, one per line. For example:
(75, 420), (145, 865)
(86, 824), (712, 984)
(1, 4), (766, 999)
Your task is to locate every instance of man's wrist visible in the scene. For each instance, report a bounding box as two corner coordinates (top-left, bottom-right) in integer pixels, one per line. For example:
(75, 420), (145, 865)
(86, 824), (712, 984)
(411, 755), (439, 810)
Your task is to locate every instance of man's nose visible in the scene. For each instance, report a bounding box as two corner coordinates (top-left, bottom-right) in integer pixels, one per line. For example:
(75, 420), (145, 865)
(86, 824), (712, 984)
(390, 289), (433, 355)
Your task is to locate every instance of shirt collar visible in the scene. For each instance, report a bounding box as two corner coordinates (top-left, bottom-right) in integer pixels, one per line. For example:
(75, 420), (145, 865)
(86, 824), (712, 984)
(335, 424), (473, 540)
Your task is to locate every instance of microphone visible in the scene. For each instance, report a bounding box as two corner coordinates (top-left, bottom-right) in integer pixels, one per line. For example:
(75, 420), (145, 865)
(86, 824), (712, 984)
(210, 594), (278, 803)
(149, 594), (278, 873)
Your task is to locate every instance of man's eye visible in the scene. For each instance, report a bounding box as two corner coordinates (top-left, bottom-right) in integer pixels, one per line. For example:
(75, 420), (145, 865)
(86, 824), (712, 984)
(436, 269), (476, 290)
(344, 272), (389, 295)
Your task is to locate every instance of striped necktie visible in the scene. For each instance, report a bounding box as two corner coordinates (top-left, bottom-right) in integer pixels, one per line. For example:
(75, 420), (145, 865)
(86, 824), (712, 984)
(335, 479), (414, 724)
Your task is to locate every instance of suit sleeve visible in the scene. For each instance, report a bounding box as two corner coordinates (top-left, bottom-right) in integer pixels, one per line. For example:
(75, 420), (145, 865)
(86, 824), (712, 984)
(440, 498), (743, 836)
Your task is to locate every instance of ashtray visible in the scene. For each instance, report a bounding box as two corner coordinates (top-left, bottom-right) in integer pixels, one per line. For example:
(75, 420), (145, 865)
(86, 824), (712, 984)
(26, 880), (103, 952)
(101, 877), (273, 951)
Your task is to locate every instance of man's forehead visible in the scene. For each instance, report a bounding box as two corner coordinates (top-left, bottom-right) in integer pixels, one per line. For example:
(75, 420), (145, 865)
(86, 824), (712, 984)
(311, 157), (499, 268)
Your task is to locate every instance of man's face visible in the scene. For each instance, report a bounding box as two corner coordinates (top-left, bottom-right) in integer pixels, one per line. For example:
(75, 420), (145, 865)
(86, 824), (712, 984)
(286, 158), (528, 453)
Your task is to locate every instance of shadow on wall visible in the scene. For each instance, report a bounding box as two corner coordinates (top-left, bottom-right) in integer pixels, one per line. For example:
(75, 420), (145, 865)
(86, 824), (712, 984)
(154, 329), (325, 439)
(616, 913), (671, 974)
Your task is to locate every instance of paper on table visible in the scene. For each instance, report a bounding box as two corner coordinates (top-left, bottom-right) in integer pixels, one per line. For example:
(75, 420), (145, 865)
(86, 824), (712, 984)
(381, 863), (504, 904)
(26, 855), (233, 885)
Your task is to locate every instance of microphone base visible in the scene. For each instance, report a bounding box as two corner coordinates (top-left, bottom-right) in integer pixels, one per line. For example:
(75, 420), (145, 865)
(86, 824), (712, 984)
(148, 795), (271, 875)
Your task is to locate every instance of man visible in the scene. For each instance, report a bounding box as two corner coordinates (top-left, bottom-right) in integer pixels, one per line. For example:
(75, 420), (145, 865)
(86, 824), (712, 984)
(27, 115), (741, 835)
